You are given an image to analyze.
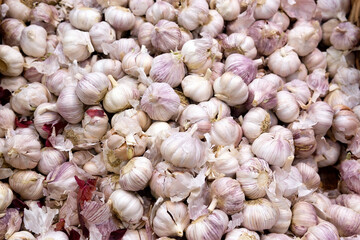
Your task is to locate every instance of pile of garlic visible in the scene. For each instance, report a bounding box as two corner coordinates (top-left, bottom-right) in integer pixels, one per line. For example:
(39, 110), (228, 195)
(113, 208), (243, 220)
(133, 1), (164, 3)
(0, 0), (360, 239)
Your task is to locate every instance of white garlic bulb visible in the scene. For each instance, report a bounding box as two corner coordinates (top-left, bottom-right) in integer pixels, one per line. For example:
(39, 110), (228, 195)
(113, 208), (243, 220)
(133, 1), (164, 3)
(109, 189), (144, 226)
(92, 59), (124, 79)
(242, 107), (270, 142)
(210, 117), (242, 146)
(33, 102), (64, 139)
(3, 0), (31, 22)
(242, 198), (279, 232)
(89, 22), (116, 53)
(236, 157), (272, 199)
(330, 22), (360, 51)
(9, 170), (44, 200)
(213, 72), (248, 106)
(302, 221), (340, 240)
(291, 201), (319, 236)
(37, 230), (69, 240)
(197, 10), (224, 38)
(209, 145), (240, 178)
(0, 76), (27, 92)
(140, 82), (180, 121)
(302, 48), (327, 73)
(112, 108), (151, 131)
(160, 131), (207, 169)
(8, 231), (36, 240)
(267, 46), (301, 77)
(274, 91), (300, 123)
(225, 228), (260, 240)
(0, 182), (13, 212)
(210, 0), (240, 21)
(151, 19), (181, 53)
(37, 147), (66, 175)
(178, 104), (211, 137)
(199, 97), (231, 122)
(186, 210), (228, 240)
(332, 105), (360, 144)
(145, 0), (177, 24)
(0, 45), (24, 77)
(56, 86), (84, 124)
(327, 204), (360, 237)
(102, 38), (140, 61)
(104, 6), (136, 32)
(0, 106), (16, 138)
(69, 7), (101, 31)
(152, 201), (190, 237)
(122, 46), (153, 77)
(75, 72), (110, 105)
(178, 0), (209, 31)
(254, 0), (280, 19)
(20, 25), (47, 58)
(119, 157), (153, 191)
(220, 33), (257, 59)
(129, 0), (153, 16)
(43, 69), (74, 96)
(315, 137), (341, 168)
(181, 69), (213, 103)
(62, 30), (94, 62)
(317, 0), (350, 22)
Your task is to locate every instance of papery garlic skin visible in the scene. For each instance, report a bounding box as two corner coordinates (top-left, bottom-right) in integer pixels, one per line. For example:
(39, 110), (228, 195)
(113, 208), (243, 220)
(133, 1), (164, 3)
(291, 201), (318, 236)
(284, 79), (311, 107)
(122, 46), (153, 77)
(213, 72), (248, 106)
(315, 137), (340, 168)
(286, 63), (308, 82)
(57, 86), (84, 124)
(119, 157), (153, 191)
(109, 189), (144, 226)
(0, 182), (13, 213)
(302, 48), (327, 73)
(9, 170), (44, 200)
(225, 54), (261, 85)
(246, 77), (278, 110)
(242, 107), (270, 142)
(43, 69), (74, 96)
(82, 106), (109, 141)
(178, 104), (211, 137)
(151, 19), (181, 53)
(0, 76), (27, 92)
(332, 105), (360, 144)
(268, 46), (301, 77)
(274, 91), (300, 123)
(199, 97), (231, 121)
(326, 204), (360, 237)
(62, 30), (94, 62)
(0, 45), (24, 77)
(336, 194), (360, 214)
(186, 210), (229, 240)
(89, 22), (116, 53)
(242, 198), (279, 232)
(92, 59), (124, 79)
(105, 6), (136, 32)
(141, 82), (180, 121)
(0, 18), (25, 47)
(181, 71), (213, 102)
(220, 33), (257, 59)
(102, 38), (140, 61)
(225, 228), (260, 240)
(178, 0), (209, 31)
(0, 106), (15, 138)
(340, 160), (360, 195)
(237, 157), (272, 199)
(160, 131), (207, 169)
(3, 0), (31, 22)
(75, 72), (110, 105)
(307, 101), (334, 136)
(254, 0), (280, 19)
(8, 231), (36, 240)
(69, 7), (101, 31)
(317, 0), (350, 21)
(330, 22), (360, 51)
(210, 117), (242, 146)
(37, 147), (66, 175)
(152, 201), (190, 237)
(112, 108), (151, 131)
(210, 145), (240, 178)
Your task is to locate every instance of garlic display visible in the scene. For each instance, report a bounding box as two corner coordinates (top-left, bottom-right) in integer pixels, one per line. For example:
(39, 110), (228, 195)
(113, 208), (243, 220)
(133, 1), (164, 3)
(89, 22), (116, 53)
(0, 18), (25, 47)
(9, 170), (44, 200)
(69, 7), (101, 31)
(152, 200), (190, 237)
(236, 157), (272, 199)
(241, 107), (270, 142)
(20, 25), (47, 57)
(330, 22), (360, 51)
(108, 189), (144, 226)
(225, 228), (260, 240)
(62, 30), (94, 62)
(119, 156), (153, 191)
(0, 45), (24, 76)
(75, 72), (110, 105)
(186, 210), (228, 240)
(140, 82), (180, 121)
(242, 198), (279, 231)
(104, 6), (136, 32)
(146, 0), (177, 24)
(181, 70), (213, 102)
(267, 46), (301, 77)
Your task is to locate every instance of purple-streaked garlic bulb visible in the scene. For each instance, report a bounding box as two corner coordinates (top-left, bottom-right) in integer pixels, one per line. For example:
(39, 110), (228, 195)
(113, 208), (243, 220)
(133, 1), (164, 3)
(92, 59), (124, 79)
(75, 72), (110, 105)
(269, 11), (290, 31)
(246, 77), (278, 110)
(291, 201), (318, 237)
(56, 86), (84, 124)
(315, 136), (341, 167)
(225, 54), (262, 84)
(302, 48), (327, 73)
(102, 38), (140, 61)
(210, 117), (242, 146)
(151, 19), (182, 53)
(317, 0), (350, 21)
(37, 147), (66, 175)
(104, 6), (136, 32)
(177, 0), (209, 31)
(219, 33), (257, 59)
(280, 0), (316, 20)
(332, 105), (360, 144)
(89, 21), (116, 53)
(268, 46), (301, 78)
(274, 91), (300, 123)
(0, 18), (25, 47)
(178, 104), (211, 137)
(119, 156), (153, 191)
(330, 22), (360, 51)
(145, 0), (177, 24)
(284, 79), (311, 107)
(340, 159), (360, 195)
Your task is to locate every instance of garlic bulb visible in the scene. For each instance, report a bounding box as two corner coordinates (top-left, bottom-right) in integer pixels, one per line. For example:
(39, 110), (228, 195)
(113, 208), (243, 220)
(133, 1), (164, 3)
(213, 71), (248, 106)
(75, 72), (110, 105)
(254, 0), (280, 20)
(247, 20), (287, 56)
(69, 7), (101, 31)
(330, 22), (360, 51)
(9, 170), (44, 200)
(336, 194), (360, 214)
(209, 177), (245, 215)
(287, 20), (322, 57)
(332, 105), (360, 144)
(242, 107), (270, 142)
(220, 33), (257, 59)
(307, 101), (334, 136)
(315, 137), (341, 168)
(0, 76), (27, 92)
(82, 106), (109, 141)
(0, 182), (13, 212)
(225, 54), (261, 85)
(0, 45), (24, 77)
(186, 210), (228, 240)
(284, 79), (311, 107)
(317, 0), (350, 21)
(199, 97), (231, 121)
(252, 128), (294, 167)
(11, 82), (51, 116)
(149, 52), (185, 88)
(150, 19), (181, 53)
(237, 157), (272, 199)
(92, 59), (124, 79)
(102, 38), (140, 61)
(286, 63), (308, 82)
(269, 11), (290, 31)
(246, 77), (278, 110)
(302, 221), (340, 240)
(210, 117), (242, 146)
(326, 204), (360, 237)
(296, 162), (320, 191)
(152, 201), (190, 237)
(57, 86), (84, 124)
(178, 0), (209, 31)
(138, 22), (155, 52)
(322, 19), (340, 46)
(0, 106), (15, 138)
(112, 108), (151, 131)
(326, 47), (355, 78)
(96, 0), (127, 8)
(104, 6), (136, 32)
(43, 69), (74, 96)
(340, 159), (360, 195)
(62, 30), (94, 62)
(89, 22), (116, 53)
(8, 231), (36, 240)
(33, 103), (64, 139)
(37, 147), (66, 175)
(181, 70), (213, 102)
(197, 10), (224, 38)
(274, 91), (300, 123)
(122, 46), (153, 77)
(242, 198), (279, 231)
(103, 76), (140, 113)
(302, 48), (327, 73)
(209, 145), (240, 178)
(225, 228), (260, 240)
(4, 133), (41, 169)
(160, 131), (207, 169)
(178, 104), (211, 137)
(119, 156), (153, 191)
(268, 46), (301, 77)
(0, 18), (25, 47)
(280, 0), (316, 20)
(210, 0), (240, 21)
(288, 121), (317, 159)
(145, 0), (177, 24)
(108, 189), (144, 226)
